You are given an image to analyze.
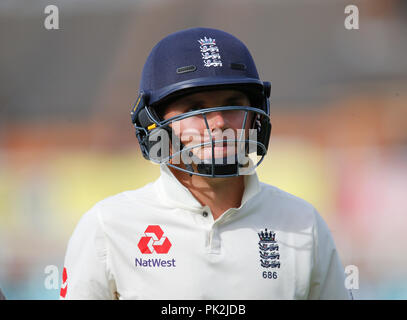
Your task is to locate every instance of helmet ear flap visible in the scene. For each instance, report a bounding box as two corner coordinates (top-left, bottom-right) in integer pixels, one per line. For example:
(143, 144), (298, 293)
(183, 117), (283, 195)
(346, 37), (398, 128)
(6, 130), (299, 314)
(131, 92), (153, 160)
(256, 116), (271, 156)
(131, 92), (148, 124)
(262, 81), (271, 115)
(131, 91), (172, 161)
(255, 81), (271, 156)
(263, 81), (271, 98)
(132, 92), (161, 128)
(134, 126), (150, 160)
(137, 108), (154, 128)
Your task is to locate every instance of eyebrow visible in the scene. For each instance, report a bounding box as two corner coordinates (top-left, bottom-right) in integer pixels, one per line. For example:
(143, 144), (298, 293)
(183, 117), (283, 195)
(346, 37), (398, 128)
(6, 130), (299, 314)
(223, 93), (248, 104)
(180, 92), (248, 107)
(180, 98), (205, 106)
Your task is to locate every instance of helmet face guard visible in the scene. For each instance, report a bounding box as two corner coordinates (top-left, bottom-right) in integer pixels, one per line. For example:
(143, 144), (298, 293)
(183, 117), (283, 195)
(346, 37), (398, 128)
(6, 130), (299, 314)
(131, 88), (271, 177)
(131, 27), (272, 177)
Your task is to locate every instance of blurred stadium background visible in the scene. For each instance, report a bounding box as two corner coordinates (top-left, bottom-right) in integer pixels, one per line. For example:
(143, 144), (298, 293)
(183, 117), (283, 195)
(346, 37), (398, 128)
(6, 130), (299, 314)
(1, 0), (407, 299)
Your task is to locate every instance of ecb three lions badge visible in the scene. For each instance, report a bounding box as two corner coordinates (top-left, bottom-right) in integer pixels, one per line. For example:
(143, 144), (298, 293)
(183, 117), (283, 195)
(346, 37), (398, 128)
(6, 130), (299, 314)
(198, 37), (222, 67)
(258, 228), (280, 279)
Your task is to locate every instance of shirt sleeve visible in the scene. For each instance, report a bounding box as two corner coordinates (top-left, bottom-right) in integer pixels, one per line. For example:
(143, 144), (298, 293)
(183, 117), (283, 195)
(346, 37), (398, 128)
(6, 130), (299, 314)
(60, 204), (117, 300)
(308, 209), (353, 300)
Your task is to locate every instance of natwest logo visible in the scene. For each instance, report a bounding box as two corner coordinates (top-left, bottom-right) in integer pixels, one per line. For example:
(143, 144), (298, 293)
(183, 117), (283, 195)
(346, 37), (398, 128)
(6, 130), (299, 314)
(138, 225), (172, 254)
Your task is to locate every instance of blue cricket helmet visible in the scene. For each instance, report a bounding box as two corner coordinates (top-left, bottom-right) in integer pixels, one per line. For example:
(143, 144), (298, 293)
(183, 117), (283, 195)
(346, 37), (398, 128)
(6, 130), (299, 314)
(131, 27), (271, 177)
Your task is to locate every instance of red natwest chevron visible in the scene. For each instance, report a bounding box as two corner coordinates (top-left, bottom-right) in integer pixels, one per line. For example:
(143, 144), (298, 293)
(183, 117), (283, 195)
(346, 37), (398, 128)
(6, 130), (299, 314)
(60, 267), (68, 298)
(138, 225), (172, 254)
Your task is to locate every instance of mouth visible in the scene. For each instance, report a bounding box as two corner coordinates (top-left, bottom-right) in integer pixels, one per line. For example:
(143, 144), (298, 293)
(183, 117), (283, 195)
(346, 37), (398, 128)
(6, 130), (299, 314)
(200, 140), (239, 160)
(182, 139), (246, 160)
(203, 140), (234, 147)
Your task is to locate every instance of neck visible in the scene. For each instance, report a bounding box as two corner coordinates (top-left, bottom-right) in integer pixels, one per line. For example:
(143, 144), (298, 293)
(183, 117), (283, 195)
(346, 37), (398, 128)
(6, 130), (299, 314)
(169, 166), (245, 220)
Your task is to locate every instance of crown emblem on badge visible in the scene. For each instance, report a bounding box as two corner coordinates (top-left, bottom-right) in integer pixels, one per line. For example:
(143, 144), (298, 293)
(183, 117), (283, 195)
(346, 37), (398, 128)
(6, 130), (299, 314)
(258, 228), (276, 242)
(197, 37), (216, 46)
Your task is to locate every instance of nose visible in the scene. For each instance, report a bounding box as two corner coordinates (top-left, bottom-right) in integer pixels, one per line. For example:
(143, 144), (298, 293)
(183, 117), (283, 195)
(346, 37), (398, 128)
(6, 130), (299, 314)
(207, 111), (226, 130)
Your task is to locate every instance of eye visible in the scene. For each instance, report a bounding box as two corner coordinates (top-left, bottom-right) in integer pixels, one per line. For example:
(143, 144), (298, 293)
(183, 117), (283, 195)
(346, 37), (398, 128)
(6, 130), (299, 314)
(227, 99), (245, 106)
(187, 106), (202, 112)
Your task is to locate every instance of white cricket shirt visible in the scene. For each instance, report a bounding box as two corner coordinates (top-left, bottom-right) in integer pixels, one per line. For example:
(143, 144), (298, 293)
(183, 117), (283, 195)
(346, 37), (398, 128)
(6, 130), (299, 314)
(61, 164), (352, 300)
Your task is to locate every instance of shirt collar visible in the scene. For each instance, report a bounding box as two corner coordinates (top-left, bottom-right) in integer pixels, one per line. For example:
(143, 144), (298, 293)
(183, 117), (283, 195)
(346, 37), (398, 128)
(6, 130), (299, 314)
(155, 164), (261, 213)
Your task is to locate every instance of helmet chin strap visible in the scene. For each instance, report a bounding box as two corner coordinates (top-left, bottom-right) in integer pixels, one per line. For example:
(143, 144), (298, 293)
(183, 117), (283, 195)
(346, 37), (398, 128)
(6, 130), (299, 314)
(169, 129), (250, 177)
(197, 160), (239, 176)
(186, 154), (249, 177)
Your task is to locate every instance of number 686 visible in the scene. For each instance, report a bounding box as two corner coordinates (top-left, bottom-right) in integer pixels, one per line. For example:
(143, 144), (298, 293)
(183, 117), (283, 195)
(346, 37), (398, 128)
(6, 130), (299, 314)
(262, 271), (277, 279)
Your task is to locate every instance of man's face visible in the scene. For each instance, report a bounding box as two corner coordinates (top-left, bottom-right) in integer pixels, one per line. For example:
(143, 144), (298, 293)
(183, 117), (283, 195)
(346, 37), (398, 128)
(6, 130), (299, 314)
(161, 89), (254, 162)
